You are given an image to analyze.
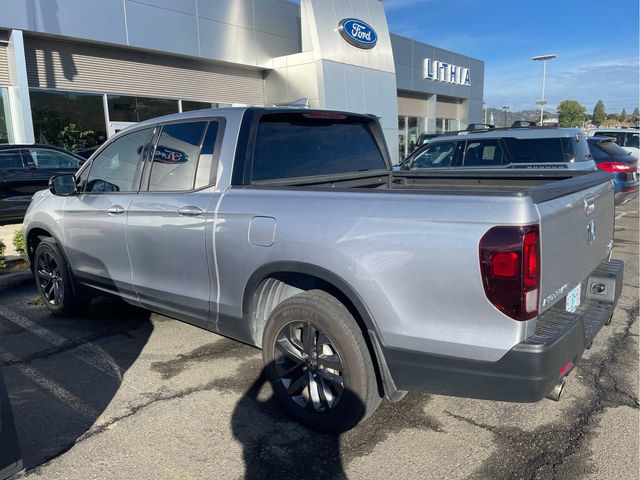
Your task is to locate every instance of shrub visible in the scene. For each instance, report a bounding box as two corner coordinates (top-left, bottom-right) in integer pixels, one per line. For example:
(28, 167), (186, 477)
(13, 228), (26, 261)
(0, 240), (6, 269)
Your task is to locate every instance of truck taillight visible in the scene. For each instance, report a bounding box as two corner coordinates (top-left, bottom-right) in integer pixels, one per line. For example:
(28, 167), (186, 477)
(479, 225), (540, 321)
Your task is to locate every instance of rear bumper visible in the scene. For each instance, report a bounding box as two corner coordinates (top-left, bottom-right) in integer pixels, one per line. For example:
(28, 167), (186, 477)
(380, 259), (624, 402)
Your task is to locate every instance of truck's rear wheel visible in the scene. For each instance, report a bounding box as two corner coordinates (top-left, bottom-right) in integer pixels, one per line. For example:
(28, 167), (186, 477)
(262, 290), (381, 432)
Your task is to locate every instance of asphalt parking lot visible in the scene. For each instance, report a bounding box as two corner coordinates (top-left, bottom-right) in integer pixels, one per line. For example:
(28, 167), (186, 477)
(0, 200), (638, 480)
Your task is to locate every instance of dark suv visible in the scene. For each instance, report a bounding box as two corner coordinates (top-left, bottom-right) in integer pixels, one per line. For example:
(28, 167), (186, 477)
(0, 144), (84, 224)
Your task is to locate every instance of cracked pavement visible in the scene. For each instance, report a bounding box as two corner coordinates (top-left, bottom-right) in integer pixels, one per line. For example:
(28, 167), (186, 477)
(0, 200), (637, 480)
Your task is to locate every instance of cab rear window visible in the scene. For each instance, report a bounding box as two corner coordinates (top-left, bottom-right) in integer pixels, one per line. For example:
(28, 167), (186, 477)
(251, 113), (386, 181)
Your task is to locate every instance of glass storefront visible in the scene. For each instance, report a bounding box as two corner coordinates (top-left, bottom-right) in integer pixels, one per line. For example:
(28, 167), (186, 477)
(398, 116), (406, 160)
(107, 95), (179, 122)
(398, 115), (427, 159)
(27, 89), (232, 152)
(182, 100), (213, 112)
(0, 88), (12, 144)
(435, 118), (460, 134)
(407, 117), (425, 154)
(30, 90), (106, 149)
(182, 101), (233, 112)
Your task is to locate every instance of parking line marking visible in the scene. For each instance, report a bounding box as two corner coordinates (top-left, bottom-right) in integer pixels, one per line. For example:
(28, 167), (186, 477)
(0, 350), (99, 419)
(0, 304), (123, 381)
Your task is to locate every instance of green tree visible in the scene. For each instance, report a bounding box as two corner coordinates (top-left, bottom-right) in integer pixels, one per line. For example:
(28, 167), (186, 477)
(631, 107), (639, 123)
(620, 108), (627, 122)
(557, 100), (586, 127)
(12, 228), (26, 261)
(592, 100), (606, 126)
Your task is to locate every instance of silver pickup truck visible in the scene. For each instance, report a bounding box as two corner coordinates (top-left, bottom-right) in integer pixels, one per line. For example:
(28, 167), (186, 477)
(23, 108), (623, 432)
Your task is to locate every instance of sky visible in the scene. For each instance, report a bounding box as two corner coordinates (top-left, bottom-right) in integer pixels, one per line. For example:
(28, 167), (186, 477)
(383, 0), (640, 113)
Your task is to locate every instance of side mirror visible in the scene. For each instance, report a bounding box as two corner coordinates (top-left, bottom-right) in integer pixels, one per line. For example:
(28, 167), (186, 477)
(49, 174), (77, 196)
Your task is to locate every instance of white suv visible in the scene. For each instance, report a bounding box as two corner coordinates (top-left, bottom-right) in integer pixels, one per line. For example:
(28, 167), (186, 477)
(588, 128), (639, 158)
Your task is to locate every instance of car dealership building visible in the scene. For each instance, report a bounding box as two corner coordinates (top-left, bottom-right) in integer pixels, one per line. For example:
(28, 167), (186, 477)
(0, 0), (484, 163)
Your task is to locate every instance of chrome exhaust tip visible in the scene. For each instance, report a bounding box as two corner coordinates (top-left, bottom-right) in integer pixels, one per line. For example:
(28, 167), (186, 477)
(546, 378), (566, 401)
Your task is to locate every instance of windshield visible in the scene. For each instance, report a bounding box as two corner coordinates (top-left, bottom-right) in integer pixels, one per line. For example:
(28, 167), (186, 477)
(405, 141), (458, 169)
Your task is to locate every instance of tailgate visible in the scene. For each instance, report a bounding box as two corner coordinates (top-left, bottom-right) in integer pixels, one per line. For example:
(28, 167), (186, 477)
(537, 180), (614, 314)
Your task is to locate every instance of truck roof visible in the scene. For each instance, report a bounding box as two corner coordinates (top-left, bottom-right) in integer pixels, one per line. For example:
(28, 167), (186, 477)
(129, 106), (378, 131)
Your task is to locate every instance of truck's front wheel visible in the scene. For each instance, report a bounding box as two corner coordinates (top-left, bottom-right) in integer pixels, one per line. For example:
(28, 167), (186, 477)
(262, 290), (381, 432)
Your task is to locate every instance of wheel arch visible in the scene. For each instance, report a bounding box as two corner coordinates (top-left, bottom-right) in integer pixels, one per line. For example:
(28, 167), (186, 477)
(242, 261), (404, 401)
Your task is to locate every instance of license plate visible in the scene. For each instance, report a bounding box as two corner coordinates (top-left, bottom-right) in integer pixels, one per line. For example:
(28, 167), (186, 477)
(566, 284), (581, 313)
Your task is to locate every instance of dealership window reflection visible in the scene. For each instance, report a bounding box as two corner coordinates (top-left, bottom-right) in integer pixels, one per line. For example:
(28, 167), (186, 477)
(30, 89), (106, 150)
(107, 95), (178, 122)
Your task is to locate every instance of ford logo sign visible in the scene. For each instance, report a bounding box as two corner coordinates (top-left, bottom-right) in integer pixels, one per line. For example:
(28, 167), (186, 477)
(338, 18), (377, 49)
(154, 145), (189, 164)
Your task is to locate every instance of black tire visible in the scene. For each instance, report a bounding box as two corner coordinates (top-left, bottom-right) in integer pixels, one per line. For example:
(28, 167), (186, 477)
(262, 290), (382, 433)
(33, 239), (90, 315)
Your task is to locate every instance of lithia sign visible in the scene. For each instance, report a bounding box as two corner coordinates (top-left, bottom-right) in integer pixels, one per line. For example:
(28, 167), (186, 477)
(423, 58), (471, 86)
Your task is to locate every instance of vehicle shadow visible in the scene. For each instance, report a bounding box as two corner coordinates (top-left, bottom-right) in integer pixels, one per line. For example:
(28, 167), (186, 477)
(0, 292), (152, 470)
(230, 363), (364, 480)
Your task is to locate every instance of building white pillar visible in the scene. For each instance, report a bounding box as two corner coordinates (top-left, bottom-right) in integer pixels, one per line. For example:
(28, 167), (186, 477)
(426, 94), (437, 133)
(458, 99), (469, 129)
(6, 30), (34, 143)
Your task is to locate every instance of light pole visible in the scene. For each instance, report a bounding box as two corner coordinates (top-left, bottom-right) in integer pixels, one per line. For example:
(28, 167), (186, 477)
(533, 54), (557, 125)
(502, 105), (509, 127)
(483, 101), (487, 124)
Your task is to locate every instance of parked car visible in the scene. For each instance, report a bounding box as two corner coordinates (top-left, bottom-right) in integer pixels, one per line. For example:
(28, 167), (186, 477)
(400, 125), (596, 172)
(587, 136), (638, 205)
(73, 145), (100, 160)
(24, 107), (623, 432)
(0, 144), (84, 224)
(587, 128), (639, 158)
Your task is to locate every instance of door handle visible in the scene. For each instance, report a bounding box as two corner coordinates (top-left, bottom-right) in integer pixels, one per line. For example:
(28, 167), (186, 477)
(106, 205), (126, 215)
(177, 206), (204, 217)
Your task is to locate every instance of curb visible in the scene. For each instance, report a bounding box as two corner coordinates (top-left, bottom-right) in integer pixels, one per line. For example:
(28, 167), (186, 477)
(0, 270), (33, 292)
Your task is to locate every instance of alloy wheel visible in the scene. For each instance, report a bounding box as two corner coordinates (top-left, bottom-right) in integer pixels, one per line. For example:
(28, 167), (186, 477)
(273, 321), (345, 413)
(37, 252), (64, 305)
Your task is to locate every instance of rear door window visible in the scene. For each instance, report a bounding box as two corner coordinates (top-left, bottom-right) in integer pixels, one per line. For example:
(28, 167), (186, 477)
(462, 139), (504, 167)
(28, 149), (80, 169)
(251, 113), (386, 181)
(0, 150), (25, 169)
(148, 121), (208, 191)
